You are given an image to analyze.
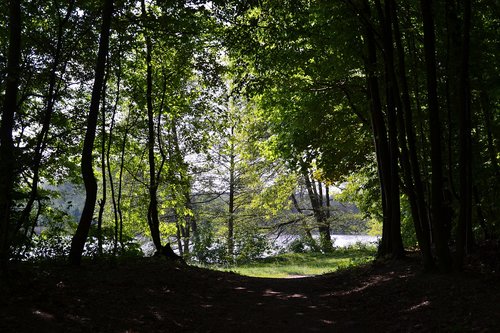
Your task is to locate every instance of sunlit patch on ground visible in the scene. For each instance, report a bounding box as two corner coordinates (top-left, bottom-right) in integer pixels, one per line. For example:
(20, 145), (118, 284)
(403, 299), (431, 313)
(32, 309), (55, 321)
(285, 293), (307, 299)
(263, 288), (281, 297)
(331, 275), (393, 296)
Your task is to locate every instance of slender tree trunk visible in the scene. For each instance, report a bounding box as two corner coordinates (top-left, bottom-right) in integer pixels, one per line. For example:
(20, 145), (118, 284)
(480, 93), (499, 177)
(0, 0), (22, 270)
(186, 196), (197, 254)
(170, 117), (193, 257)
(107, 109), (119, 254)
(182, 223), (190, 256)
(420, 0), (452, 271)
(291, 194), (318, 251)
(97, 74), (108, 256)
(300, 163), (333, 253)
(175, 219), (183, 257)
(228, 128), (236, 259)
(377, 0), (404, 259)
(473, 186), (489, 240)
(141, 0), (162, 252)
(317, 181), (323, 208)
(17, 1), (75, 235)
(455, 0), (473, 271)
(117, 113), (130, 249)
(106, 44), (122, 254)
(69, 0), (114, 265)
(325, 185), (331, 219)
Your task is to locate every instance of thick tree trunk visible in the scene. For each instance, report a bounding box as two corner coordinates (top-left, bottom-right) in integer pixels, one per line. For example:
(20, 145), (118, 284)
(455, 0), (473, 271)
(360, 0), (394, 258)
(377, 0), (404, 259)
(0, 0), (22, 270)
(390, 0), (433, 268)
(69, 0), (113, 265)
(420, 0), (452, 271)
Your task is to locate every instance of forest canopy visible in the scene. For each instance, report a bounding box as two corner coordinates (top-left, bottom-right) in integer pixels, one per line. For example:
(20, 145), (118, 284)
(0, 0), (498, 272)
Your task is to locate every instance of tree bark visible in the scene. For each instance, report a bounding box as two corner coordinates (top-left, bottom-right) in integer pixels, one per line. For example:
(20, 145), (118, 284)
(360, 0), (394, 258)
(117, 112), (130, 249)
(106, 42), (122, 254)
(420, 0), (452, 271)
(377, 0), (404, 259)
(17, 0), (75, 236)
(455, 0), (473, 271)
(228, 127), (236, 259)
(69, 0), (114, 265)
(390, 0), (433, 268)
(480, 92), (499, 177)
(291, 194), (318, 251)
(300, 163), (333, 253)
(97, 75), (108, 256)
(141, 0), (162, 252)
(0, 0), (22, 270)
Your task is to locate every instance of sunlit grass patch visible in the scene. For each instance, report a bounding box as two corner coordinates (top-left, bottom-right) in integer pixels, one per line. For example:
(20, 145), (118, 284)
(208, 247), (376, 278)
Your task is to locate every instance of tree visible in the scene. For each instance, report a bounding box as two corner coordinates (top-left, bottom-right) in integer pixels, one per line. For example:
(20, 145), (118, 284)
(0, 0), (22, 270)
(213, 0), (499, 271)
(69, 0), (114, 265)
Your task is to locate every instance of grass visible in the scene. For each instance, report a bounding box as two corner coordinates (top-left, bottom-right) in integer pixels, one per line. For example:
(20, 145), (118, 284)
(207, 246), (377, 278)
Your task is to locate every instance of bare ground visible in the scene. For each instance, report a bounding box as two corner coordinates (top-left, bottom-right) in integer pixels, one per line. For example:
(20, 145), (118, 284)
(1, 251), (499, 332)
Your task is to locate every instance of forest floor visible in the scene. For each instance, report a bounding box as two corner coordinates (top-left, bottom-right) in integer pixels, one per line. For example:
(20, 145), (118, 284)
(1, 249), (499, 332)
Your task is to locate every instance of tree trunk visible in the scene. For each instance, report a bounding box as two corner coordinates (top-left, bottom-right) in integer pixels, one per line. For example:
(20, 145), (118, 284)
(17, 0), (75, 236)
(420, 0), (452, 271)
(228, 128), (236, 259)
(107, 107), (119, 255)
(390, 0), (433, 267)
(480, 92), (499, 177)
(175, 219), (183, 257)
(117, 112), (130, 249)
(291, 194), (318, 251)
(97, 69), (109, 256)
(0, 0), (22, 270)
(377, 0), (404, 259)
(68, 0), (114, 265)
(325, 185), (331, 219)
(300, 163), (333, 253)
(171, 119), (194, 257)
(455, 0), (473, 271)
(473, 186), (490, 240)
(360, 0), (394, 258)
(141, 0), (162, 252)
(107, 44), (122, 254)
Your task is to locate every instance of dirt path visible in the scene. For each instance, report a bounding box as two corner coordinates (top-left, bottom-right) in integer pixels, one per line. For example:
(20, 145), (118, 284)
(1, 256), (499, 332)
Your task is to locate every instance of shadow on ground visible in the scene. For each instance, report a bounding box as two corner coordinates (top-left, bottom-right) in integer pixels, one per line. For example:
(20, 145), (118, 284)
(1, 253), (499, 332)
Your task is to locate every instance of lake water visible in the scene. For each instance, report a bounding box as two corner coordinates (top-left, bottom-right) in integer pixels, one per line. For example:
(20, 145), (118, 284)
(331, 234), (380, 247)
(140, 234), (381, 256)
(272, 234), (380, 250)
